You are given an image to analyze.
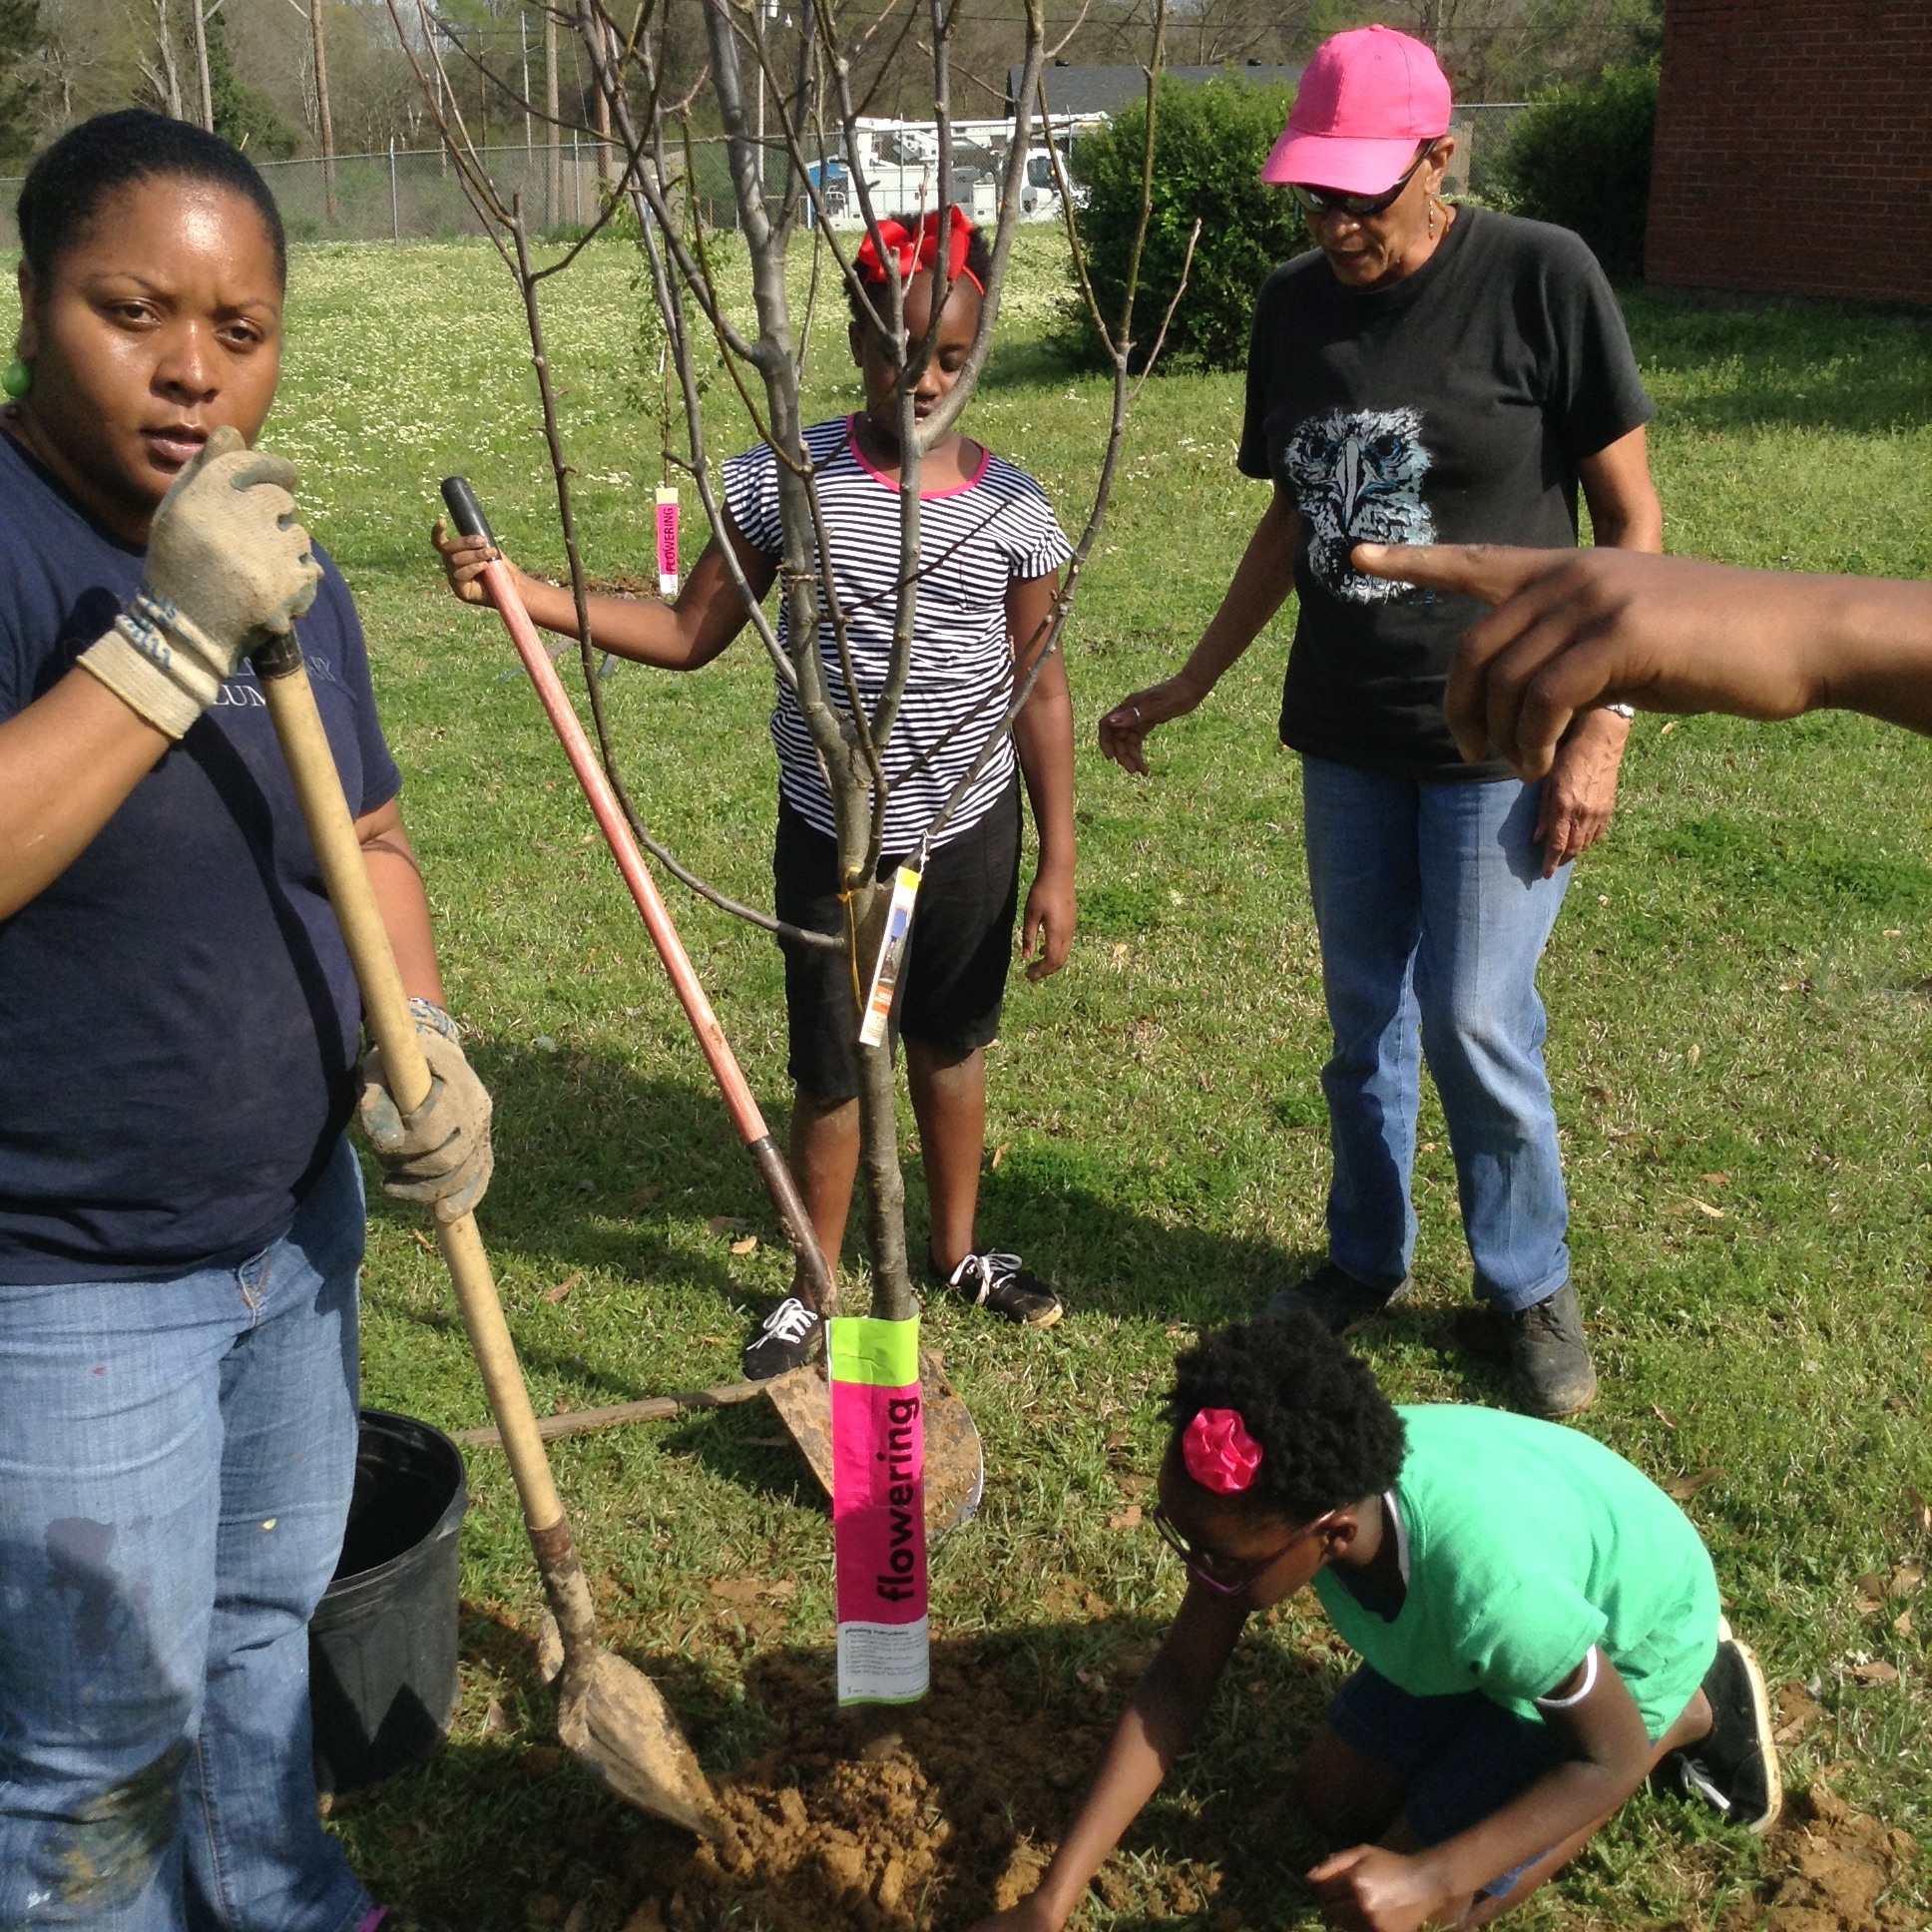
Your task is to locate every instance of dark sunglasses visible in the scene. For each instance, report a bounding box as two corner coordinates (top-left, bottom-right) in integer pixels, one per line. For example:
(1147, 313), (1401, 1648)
(1152, 1502), (1337, 1597)
(1290, 145), (1434, 222)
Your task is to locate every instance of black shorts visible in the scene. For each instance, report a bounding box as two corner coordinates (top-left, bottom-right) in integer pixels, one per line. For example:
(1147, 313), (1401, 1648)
(773, 782), (1021, 1102)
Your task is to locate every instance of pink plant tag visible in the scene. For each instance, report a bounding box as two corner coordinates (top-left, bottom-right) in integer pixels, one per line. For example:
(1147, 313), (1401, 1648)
(830, 1315), (929, 1704)
(655, 486), (680, 598)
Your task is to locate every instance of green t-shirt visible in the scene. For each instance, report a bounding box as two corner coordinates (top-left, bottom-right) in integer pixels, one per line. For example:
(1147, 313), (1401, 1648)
(1312, 1406), (1719, 1740)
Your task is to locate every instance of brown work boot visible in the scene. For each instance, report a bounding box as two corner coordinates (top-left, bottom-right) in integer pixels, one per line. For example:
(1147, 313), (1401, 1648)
(1502, 1281), (1599, 1416)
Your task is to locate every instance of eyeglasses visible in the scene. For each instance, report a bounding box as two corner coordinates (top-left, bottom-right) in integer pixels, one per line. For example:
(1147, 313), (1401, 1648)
(1290, 146), (1434, 222)
(1151, 1502), (1336, 1597)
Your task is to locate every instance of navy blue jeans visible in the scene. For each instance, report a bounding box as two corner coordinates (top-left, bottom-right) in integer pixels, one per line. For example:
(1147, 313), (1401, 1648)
(1301, 757), (1572, 1310)
(0, 1136), (371, 1932)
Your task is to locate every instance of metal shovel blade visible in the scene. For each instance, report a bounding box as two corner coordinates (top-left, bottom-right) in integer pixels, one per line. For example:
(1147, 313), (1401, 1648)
(538, 1617), (718, 1836)
(582, 1652), (718, 1837)
(761, 1349), (984, 1535)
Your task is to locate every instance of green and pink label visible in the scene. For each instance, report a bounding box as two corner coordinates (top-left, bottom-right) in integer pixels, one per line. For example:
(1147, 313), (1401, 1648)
(830, 1315), (929, 1704)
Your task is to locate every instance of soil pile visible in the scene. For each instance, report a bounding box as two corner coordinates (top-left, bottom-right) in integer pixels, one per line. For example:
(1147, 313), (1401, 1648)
(1720, 1786), (1923, 1932)
(624, 1647), (1237, 1932)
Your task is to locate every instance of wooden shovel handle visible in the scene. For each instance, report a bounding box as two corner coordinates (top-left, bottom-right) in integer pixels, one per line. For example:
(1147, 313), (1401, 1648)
(250, 637), (600, 1685)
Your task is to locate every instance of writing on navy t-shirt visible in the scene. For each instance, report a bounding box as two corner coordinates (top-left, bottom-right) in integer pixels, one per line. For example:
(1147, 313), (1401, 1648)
(0, 429), (400, 1282)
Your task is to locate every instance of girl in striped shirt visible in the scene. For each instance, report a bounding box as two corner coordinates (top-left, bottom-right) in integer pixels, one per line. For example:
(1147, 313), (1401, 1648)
(434, 209), (1078, 1378)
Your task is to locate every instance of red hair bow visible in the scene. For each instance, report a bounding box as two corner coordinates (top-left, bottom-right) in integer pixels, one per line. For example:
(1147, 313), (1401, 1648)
(1183, 1408), (1264, 1495)
(854, 208), (983, 294)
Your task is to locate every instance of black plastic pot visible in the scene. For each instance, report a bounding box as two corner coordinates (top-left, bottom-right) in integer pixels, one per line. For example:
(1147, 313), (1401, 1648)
(309, 1408), (468, 1793)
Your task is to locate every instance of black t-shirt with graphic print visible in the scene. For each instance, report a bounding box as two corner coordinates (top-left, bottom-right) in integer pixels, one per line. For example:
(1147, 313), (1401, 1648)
(1237, 207), (1655, 782)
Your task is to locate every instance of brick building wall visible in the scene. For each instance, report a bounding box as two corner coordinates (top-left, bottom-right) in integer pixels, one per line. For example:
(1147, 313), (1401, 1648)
(1647, 0), (1932, 303)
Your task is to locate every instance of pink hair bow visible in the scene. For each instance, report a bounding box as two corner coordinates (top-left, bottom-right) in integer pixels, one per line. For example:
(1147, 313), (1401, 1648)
(853, 207), (984, 294)
(1182, 1407), (1263, 1494)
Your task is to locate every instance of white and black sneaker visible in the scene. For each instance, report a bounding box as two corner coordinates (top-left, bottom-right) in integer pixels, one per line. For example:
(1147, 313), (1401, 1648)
(936, 1249), (1062, 1327)
(1658, 1621), (1782, 1834)
(740, 1295), (822, 1380)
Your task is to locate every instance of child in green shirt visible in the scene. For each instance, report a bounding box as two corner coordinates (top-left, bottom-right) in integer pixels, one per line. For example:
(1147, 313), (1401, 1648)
(972, 1313), (1777, 1931)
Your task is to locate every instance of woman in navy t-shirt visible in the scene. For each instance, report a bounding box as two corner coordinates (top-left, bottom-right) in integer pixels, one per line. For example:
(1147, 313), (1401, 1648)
(0, 114), (486, 1929)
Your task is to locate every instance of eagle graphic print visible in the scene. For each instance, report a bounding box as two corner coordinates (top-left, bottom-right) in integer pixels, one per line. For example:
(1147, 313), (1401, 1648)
(1283, 406), (1435, 603)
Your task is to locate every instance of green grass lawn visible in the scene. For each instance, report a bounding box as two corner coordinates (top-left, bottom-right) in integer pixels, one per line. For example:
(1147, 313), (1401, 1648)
(261, 231), (1932, 1928)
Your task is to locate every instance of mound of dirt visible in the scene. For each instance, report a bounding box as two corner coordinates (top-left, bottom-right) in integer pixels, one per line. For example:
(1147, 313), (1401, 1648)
(1720, 1786), (1923, 1932)
(624, 1648), (1237, 1932)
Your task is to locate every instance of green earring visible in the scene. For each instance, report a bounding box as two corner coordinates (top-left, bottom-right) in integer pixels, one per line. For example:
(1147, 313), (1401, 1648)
(2, 358), (30, 400)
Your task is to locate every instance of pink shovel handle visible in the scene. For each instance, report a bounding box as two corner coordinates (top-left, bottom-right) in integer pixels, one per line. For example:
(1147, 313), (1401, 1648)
(443, 478), (838, 1314)
(481, 553), (769, 1138)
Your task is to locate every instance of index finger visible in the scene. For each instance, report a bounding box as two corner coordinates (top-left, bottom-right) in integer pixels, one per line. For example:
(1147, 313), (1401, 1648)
(1305, 1845), (1370, 1884)
(1352, 542), (1557, 607)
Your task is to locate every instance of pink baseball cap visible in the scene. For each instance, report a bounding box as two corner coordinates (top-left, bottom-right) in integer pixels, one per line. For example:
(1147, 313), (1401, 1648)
(1261, 25), (1453, 195)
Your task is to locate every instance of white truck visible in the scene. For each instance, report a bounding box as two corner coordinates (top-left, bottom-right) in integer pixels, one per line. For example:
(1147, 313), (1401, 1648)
(805, 118), (1088, 231)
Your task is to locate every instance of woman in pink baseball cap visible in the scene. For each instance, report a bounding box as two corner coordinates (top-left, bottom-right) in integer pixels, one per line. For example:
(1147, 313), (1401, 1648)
(1101, 25), (1664, 1422)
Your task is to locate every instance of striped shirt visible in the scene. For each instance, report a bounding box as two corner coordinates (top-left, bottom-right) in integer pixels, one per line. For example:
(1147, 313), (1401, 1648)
(722, 416), (1072, 853)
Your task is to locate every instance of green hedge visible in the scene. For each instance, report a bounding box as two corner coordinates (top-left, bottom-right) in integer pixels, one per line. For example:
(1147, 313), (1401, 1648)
(1063, 75), (1308, 373)
(1491, 63), (1658, 279)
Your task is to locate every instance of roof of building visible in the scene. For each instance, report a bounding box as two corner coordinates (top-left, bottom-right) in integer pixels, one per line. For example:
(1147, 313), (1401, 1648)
(1007, 62), (1303, 118)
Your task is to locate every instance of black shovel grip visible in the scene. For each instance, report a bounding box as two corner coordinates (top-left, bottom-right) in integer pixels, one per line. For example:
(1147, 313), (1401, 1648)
(440, 475), (499, 552)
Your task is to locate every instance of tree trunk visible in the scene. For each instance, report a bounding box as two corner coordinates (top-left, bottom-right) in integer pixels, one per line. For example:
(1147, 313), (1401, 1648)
(151, 0), (185, 119)
(190, 0), (212, 131)
(310, 0), (337, 217)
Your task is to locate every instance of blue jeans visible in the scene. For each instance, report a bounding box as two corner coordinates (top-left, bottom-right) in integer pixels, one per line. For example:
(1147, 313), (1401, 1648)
(1301, 757), (1571, 1310)
(0, 1137), (371, 1932)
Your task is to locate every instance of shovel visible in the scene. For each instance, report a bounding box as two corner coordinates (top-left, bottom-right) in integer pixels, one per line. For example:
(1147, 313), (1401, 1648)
(438, 476), (985, 1532)
(452, 1348), (985, 1536)
(248, 630), (717, 1838)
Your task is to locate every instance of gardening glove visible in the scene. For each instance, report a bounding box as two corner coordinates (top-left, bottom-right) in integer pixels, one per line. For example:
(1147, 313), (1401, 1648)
(78, 425), (322, 739)
(358, 998), (495, 1223)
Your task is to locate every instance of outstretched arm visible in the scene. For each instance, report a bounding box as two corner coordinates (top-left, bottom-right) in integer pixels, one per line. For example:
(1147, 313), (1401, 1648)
(1098, 487), (1301, 775)
(1352, 543), (1932, 778)
(966, 1585), (1249, 1932)
(432, 501), (776, 672)
(1009, 570), (1076, 982)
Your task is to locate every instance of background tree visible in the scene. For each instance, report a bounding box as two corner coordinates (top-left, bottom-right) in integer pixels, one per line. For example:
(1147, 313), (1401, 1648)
(1491, 60), (1657, 275)
(0, 0), (42, 159)
(207, 2), (300, 150)
(1067, 75), (1305, 372)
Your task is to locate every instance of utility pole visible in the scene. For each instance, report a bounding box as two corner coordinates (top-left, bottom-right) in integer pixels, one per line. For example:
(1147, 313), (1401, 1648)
(545, 6), (560, 227)
(520, 10), (532, 147)
(593, 18), (614, 189)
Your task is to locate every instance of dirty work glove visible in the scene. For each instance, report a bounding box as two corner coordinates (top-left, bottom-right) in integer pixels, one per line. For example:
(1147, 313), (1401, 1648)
(78, 425), (321, 739)
(358, 999), (495, 1223)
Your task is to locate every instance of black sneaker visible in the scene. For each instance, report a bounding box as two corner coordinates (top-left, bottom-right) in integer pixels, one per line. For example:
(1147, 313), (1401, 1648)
(1658, 1622), (1781, 1834)
(1263, 1260), (1410, 1334)
(740, 1295), (822, 1379)
(938, 1249), (1062, 1327)
(1502, 1281), (1599, 1417)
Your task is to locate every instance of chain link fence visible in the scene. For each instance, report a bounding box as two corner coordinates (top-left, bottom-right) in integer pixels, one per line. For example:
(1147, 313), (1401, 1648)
(0, 108), (1529, 250)
(1446, 103), (1529, 200)
(0, 139), (775, 249)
